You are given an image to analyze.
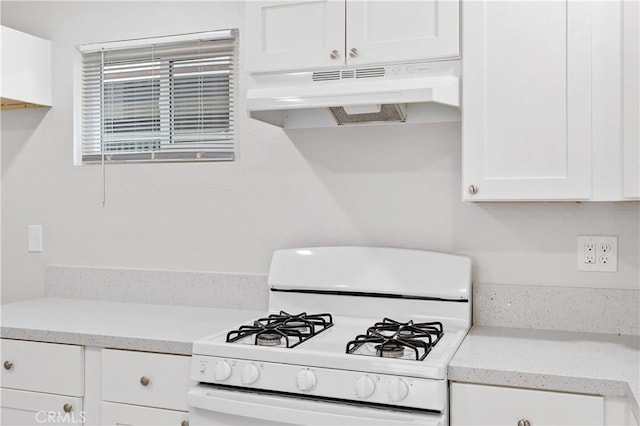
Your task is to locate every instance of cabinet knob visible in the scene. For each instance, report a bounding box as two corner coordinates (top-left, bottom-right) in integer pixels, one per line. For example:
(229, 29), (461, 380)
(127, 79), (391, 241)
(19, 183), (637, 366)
(468, 184), (478, 195)
(140, 376), (150, 386)
(517, 420), (531, 426)
(3, 361), (13, 370)
(181, 421), (189, 426)
(349, 48), (359, 58)
(329, 49), (339, 59)
(63, 403), (72, 413)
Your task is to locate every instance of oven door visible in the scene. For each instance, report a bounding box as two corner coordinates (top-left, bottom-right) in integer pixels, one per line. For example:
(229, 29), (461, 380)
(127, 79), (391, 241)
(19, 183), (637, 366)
(188, 385), (444, 426)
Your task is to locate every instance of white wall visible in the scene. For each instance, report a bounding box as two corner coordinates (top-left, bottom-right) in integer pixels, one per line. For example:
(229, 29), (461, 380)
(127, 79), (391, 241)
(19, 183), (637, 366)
(1, 1), (639, 304)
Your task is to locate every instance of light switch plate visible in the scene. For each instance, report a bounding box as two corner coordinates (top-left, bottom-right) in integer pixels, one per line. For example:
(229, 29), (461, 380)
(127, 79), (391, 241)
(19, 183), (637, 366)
(577, 235), (617, 272)
(28, 225), (43, 252)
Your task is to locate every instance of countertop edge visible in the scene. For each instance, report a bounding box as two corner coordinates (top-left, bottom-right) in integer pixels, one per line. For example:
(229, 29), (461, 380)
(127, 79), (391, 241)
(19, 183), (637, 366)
(0, 326), (193, 355)
(448, 365), (632, 400)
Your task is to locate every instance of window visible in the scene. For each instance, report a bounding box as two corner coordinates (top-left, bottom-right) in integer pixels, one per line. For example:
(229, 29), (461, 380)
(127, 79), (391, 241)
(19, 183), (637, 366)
(78, 30), (237, 163)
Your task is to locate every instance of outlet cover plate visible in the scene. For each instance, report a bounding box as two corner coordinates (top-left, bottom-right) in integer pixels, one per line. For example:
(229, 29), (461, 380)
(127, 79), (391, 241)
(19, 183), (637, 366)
(577, 235), (617, 272)
(28, 225), (43, 253)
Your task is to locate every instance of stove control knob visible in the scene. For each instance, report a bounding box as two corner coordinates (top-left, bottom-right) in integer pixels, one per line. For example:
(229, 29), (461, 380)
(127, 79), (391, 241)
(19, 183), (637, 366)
(355, 375), (376, 398)
(241, 364), (260, 385)
(213, 360), (232, 381)
(296, 369), (317, 391)
(386, 378), (409, 402)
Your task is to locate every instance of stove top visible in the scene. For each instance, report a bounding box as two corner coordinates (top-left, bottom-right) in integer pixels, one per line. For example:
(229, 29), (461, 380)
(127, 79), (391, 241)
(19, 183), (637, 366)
(194, 313), (465, 380)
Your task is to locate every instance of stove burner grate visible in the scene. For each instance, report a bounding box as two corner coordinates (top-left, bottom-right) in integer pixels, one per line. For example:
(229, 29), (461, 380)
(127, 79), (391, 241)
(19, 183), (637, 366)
(346, 318), (444, 361)
(226, 311), (334, 348)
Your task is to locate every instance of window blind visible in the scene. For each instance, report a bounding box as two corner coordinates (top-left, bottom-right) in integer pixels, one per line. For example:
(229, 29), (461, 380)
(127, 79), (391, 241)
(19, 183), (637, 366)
(80, 30), (237, 163)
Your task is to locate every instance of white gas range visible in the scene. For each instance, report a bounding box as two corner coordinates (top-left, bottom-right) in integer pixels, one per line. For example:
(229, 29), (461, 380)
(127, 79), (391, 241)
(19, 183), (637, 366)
(188, 246), (471, 425)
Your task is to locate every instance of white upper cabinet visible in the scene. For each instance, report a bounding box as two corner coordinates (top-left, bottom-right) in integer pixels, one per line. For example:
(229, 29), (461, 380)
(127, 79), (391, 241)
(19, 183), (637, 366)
(462, 1), (592, 201)
(345, 1), (458, 67)
(245, 0), (459, 73)
(245, 0), (345, 73)
(623, 0), (640, 199)
(463, 0), (640, 202)
(0, 25), (52, 109)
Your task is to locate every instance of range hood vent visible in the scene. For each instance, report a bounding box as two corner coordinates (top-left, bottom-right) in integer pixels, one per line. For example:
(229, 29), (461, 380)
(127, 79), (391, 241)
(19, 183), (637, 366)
(312, 70), (341, 82)
(247, 61), (460, 129)
(311, 67), (386, 82)
(355, 67), (385, 79)
(329, 104), (405, 125)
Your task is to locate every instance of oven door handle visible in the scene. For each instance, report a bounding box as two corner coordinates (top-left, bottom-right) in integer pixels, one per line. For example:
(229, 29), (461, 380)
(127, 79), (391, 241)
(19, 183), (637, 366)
(188, 386), (441, 425)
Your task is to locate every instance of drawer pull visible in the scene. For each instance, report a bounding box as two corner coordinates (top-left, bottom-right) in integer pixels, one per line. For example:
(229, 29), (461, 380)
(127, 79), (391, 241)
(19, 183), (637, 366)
(517, 420), (531, 426)
(181, 421), (189, 426)
(140, 376), (150, 386)
(3, 361), (13, 370)
(63, 404), (72, 413)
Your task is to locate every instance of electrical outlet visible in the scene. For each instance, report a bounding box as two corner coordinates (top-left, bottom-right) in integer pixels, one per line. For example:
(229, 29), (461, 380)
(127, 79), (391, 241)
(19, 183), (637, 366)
(577, 236), (617, 272)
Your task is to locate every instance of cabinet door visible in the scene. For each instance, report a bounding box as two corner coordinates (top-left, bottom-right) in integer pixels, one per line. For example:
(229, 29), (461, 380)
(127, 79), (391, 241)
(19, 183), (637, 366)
(450, 383), (603, 426)
(462, 1), (592, 201)
(245, 0), (345, 72)
(623, 0), (640, 198)
(346, 0), (459, 66)
(101, 402), (188, 426)
(1, 388), (83, 425)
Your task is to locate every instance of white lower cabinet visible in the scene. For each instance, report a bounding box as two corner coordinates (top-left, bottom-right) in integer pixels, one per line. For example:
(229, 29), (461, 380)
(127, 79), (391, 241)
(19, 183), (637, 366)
(0, 339), (84, 425)
(1, 389), (83, 425)
(450, 382), (604, 426)
(101, 401), (188, 426)
(100, 349), (192, 426)
(0, 339), (193, 425)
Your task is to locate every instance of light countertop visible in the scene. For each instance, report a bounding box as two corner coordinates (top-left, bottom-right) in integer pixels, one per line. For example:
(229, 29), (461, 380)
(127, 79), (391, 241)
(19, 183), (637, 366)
(449, 326), (640, 416)
(0, 298), (263, 355)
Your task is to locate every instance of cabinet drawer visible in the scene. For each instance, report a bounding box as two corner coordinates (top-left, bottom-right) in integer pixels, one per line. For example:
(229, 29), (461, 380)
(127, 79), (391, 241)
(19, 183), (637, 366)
(451, 382), (604, 426)
(101, 401), (188, 426)
(1, 339), (84, 396)
(1, 388), (83, 425)
(102, 349), (191, 411)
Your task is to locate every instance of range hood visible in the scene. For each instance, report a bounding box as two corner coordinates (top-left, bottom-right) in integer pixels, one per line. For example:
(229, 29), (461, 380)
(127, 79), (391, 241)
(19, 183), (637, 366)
(246, 60), (460, 129)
